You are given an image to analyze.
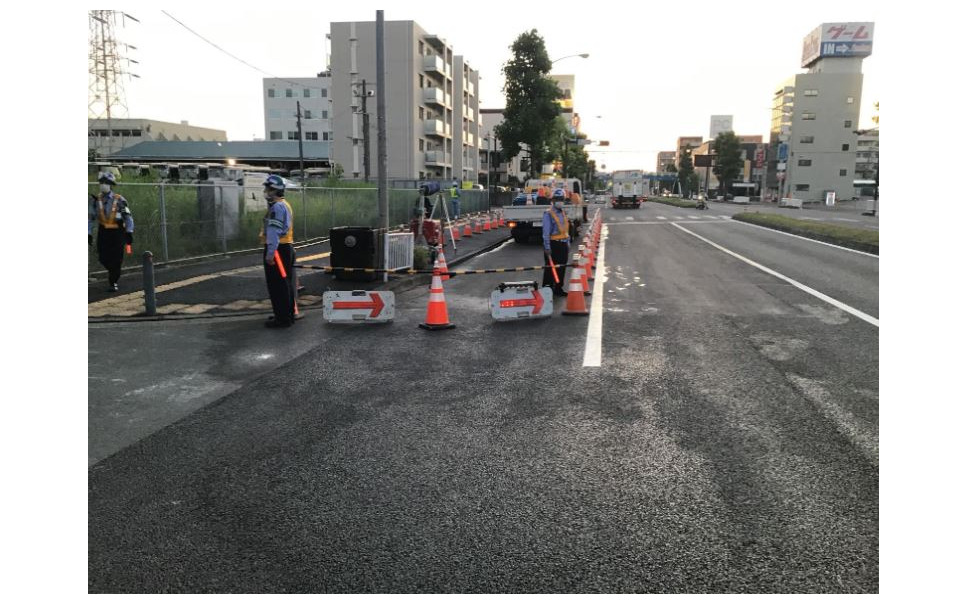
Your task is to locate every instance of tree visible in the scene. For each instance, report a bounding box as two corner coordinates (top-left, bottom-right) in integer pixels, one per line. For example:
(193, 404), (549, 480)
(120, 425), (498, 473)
(494, 30), (563, 178)
(677, 146), (696, 197)
(547, 117), (590, 179)
(663, 163), (677, 173)
(712, 131), (743, 197)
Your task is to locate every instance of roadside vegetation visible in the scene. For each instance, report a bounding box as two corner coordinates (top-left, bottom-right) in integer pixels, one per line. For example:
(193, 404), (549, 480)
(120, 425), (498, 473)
(732, 212), (878, 254)
(646, 196), (698, 209)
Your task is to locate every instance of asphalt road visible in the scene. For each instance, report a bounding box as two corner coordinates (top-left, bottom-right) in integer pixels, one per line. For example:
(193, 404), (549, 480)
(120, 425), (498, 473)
(89, 204), (878, 593)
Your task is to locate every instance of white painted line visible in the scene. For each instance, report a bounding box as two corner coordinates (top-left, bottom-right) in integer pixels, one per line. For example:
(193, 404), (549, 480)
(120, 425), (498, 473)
(625, 216), (633, 220)
(656, 216), (667, 220)
(610, 221), (731, 226)
(688, 215), (701, 219)
(583, 225), (608, 367)
(730, 218), (878, 258)
(671, 223), (879, 327)
(719, 215), (730, 219)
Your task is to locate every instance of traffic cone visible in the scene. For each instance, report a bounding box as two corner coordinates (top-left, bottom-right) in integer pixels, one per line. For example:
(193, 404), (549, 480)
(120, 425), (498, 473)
(483, 216), (491, 231)
(498, 214), (506, 227)
(562, 267), (590, 316)
(576, 251), (591, 294)
(582, 244), (594, 282)
(452, 225), (461, 241)
(473, 217), (483, 234)
(436, 245), (450, 281)
(463, 222), (473, 238)
(419, 270), (455, 330)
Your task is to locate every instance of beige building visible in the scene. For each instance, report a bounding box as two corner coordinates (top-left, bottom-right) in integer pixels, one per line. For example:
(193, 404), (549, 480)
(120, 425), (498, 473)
(262, 77), (333, 143)
(328, 20), (482, 182)
(656, 151), (676, 173)
(89, 118), (226, 158)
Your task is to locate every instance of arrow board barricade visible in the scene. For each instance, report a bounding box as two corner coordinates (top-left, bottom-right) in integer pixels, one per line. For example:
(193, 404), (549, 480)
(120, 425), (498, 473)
(323, 291), (395, 323)
(489, 281), (553, 321)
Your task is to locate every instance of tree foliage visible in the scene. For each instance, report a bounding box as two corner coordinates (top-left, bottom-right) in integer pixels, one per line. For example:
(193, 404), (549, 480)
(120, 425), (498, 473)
(712, 131), (743, 195)
(494, 30), (563, 178)
(547, 117), (590, 178)
(677, 147), (696, 197)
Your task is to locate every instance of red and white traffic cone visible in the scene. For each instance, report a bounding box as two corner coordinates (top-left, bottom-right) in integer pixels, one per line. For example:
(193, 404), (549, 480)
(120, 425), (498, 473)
(436, 245), (450, 281)
(483, 215), (491, 231)
(576, 251), (591, 294)
(463, 222), (473, 238)
(419, 270), (456, 330)
(562, 266), (590, 316)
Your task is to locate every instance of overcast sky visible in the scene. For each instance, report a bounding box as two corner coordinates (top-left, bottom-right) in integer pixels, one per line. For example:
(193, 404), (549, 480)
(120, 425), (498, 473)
(99, 2), (882, 171)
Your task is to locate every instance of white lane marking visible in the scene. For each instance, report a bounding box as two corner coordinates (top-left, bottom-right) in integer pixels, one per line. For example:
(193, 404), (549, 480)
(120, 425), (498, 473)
(583, 225), (608, 367)
(625, 216), (633, 220)
(656, 216), (667, 220)
(730, 219), (879, 258)
(688, 215), (701, 219)
(788, 374), (879, 466)
(671, 223), (878, 327)
(611, 220), (730, 226)
(719, 215), (730, 219)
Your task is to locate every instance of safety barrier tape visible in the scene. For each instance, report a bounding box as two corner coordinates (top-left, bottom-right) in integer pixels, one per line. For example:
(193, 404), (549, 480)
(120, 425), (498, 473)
(293, 263), (578, 275)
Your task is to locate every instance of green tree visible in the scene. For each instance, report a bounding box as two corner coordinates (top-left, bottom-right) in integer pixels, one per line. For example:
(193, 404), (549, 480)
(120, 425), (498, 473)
(494, 29), (563, 178)
(547, 117), (590, 179)
(677, 147), (696, 197)
(712, 131), (743, 197)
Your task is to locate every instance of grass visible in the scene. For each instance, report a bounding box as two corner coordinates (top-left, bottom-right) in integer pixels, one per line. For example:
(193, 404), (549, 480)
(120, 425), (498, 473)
(732, 212), (878, 254)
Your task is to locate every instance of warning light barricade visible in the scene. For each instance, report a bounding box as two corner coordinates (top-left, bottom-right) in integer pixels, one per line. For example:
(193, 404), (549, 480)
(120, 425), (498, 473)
(323, 290), (395, 323)
(489, 281), (553, 321)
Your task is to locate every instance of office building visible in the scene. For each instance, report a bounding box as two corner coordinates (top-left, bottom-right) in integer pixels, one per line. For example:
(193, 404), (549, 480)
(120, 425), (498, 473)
(768, 22), (874, 201)
(263, 76), (333, 143)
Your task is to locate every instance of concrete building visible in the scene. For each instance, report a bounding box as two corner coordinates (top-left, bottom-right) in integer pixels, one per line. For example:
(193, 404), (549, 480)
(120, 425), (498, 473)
(89, 118), (226, 158)
(263, 76), (333, 143)
(675, 136), (703, 168)
(328, 19), (482, 182)
(656, 151), (676, 173)
(854, 128), (878, 182)
(768, 22), (873, 202)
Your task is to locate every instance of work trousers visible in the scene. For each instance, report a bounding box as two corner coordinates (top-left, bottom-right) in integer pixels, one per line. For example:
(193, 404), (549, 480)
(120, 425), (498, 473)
(264, 243), (295, 324)
(96, 228), (125, 284)
(542, 239), (570, 293)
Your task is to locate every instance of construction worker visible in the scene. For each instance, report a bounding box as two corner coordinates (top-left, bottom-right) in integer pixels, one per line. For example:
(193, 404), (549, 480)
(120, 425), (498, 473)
(259, 175), (295, 328)
(448, 181), (461, 219)
(88, 172), (134, 292)
(542, 188), (571, 297)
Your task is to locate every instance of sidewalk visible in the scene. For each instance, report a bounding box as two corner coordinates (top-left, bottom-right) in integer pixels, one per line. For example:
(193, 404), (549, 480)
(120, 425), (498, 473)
(88, 211), (510, 321)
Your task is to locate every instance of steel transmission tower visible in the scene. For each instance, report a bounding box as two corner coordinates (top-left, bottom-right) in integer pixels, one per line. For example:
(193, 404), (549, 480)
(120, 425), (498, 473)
(89, 10), (139, 157)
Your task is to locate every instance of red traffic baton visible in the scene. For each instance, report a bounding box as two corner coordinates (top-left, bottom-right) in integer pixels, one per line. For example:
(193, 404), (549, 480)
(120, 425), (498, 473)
(274, 249), (287, 279)
(546, 251), (560, 284)
(125, 244), (132, 255)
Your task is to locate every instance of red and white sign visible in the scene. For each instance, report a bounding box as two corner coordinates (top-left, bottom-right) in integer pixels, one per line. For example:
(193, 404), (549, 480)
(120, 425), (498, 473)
(489, 282), (553, 321)
(323, 291), (395, 323)
(803, 22), (874, 66)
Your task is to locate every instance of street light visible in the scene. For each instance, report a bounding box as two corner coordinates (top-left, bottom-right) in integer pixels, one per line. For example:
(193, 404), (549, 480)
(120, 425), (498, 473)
(551, 53), (589, 63)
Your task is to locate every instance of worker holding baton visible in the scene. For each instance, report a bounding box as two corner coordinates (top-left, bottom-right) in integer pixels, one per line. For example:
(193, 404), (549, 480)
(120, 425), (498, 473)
(542, 188), (571, 298)
(260, 175), (295, 328)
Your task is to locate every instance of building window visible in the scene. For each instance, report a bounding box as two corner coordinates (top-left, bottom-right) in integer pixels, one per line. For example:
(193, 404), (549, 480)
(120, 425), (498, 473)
(840, 169), (848, 176)
(304, 109), (312, 119)
(268, 109), (282, 119)
(305, 131), (318, 140)
(800, 136), (814, 144)
(842, 143), (850, 151)
(804, 89), (818, 96)
(845, 120), (852, 128)
(320, 110), (328, 119)
(268, 88), (275, 98)
(321, 88), (328, 97)
(802, 112), (816, 120)
(304, 88), (310, 98)
(287, 131), (299, 140)
(269, 131), (282, 140)
(285, 89), (293, 98)
(847, 96), (855, 104)
(798, 158), (813, 166)
(795, 184), (810, 191)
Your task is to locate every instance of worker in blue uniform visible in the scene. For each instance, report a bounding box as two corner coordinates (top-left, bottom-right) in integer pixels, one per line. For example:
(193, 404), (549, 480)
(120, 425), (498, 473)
(89, 172), (134, 292)
(449, 181), (461, 219)
(260, 175), (295, 328)
(542, 188), (571, 297)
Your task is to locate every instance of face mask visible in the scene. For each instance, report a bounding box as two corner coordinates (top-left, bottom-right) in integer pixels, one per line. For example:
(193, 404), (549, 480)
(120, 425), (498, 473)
(264, 192), (276, 202)
(100, 184), (111, 193)
(554, 201), (563, 209)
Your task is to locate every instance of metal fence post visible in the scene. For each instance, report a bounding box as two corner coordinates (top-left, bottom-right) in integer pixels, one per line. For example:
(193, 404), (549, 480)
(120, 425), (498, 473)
(159, 183), (169, 262)
(142, 251), (156, 316)
(302, 186), (308, 240)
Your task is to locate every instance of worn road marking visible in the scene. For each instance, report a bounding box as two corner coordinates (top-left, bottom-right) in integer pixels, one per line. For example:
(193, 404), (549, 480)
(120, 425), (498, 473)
(730, 219), (878, 258)
(671, 222), (878, 327)
(583, 225), (608, 367)
(656, 216), (667, 220)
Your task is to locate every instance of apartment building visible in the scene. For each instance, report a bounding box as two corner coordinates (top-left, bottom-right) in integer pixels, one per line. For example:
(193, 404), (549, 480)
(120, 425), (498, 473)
(90, 118), (226, 158)
(263, 77), (333, 144)
(328, 19), (483, 182)
(767, 22), (873, 202)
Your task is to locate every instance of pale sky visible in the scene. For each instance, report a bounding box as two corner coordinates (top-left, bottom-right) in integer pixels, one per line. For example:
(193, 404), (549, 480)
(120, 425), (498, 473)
(101, 2), (882, 171)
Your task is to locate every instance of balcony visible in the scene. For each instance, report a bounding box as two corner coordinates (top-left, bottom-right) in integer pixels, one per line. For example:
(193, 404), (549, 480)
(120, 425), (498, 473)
(425, 150), (448, 165)
(423, 54), (447, 76)
(463, 106), (474, 121)
(464, 132), (475, 146)
(424, 119), (446, 137)
(423, 86), (445, 107)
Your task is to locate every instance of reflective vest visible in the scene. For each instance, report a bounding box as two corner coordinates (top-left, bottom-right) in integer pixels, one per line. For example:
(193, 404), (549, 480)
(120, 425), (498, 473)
(449, 186), (459, 199)
(259, 199), (294, 245)
(97, 195), (122, 229)
(547, 208), (568, 241)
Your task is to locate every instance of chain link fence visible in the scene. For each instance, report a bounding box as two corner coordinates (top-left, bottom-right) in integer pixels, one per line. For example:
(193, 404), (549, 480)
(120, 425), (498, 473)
(88, 182), (489, 274)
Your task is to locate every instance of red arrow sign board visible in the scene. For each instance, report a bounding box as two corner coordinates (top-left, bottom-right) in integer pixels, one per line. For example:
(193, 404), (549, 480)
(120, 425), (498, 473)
(490, 285), (553, 321)
(323, 291), (395, 323)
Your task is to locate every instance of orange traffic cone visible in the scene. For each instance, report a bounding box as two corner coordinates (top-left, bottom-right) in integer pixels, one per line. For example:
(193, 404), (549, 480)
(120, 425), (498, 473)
(483, 216), (491, 231)
(498, 215), (506, 227)
(419, 270), (456, 330)
(452, 225), (461, 241)
(576, 251), (591, 294)
(473, 218), (483, 234)
(436, 245), (450, 281)
(562, 266), (590, 316)
(463, 222), (473, 238)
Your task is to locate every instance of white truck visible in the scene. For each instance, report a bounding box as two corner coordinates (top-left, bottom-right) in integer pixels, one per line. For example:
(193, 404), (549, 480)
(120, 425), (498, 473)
(504, 177), (585, 244)
(611, 169), (646, 209)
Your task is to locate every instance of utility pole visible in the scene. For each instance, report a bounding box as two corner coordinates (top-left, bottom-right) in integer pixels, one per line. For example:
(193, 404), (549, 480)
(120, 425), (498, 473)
(354, 80), (372, 183)
(376, 11), (388, 232)
(89, 10), (139, 157)
(296, 101), (305, 179)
